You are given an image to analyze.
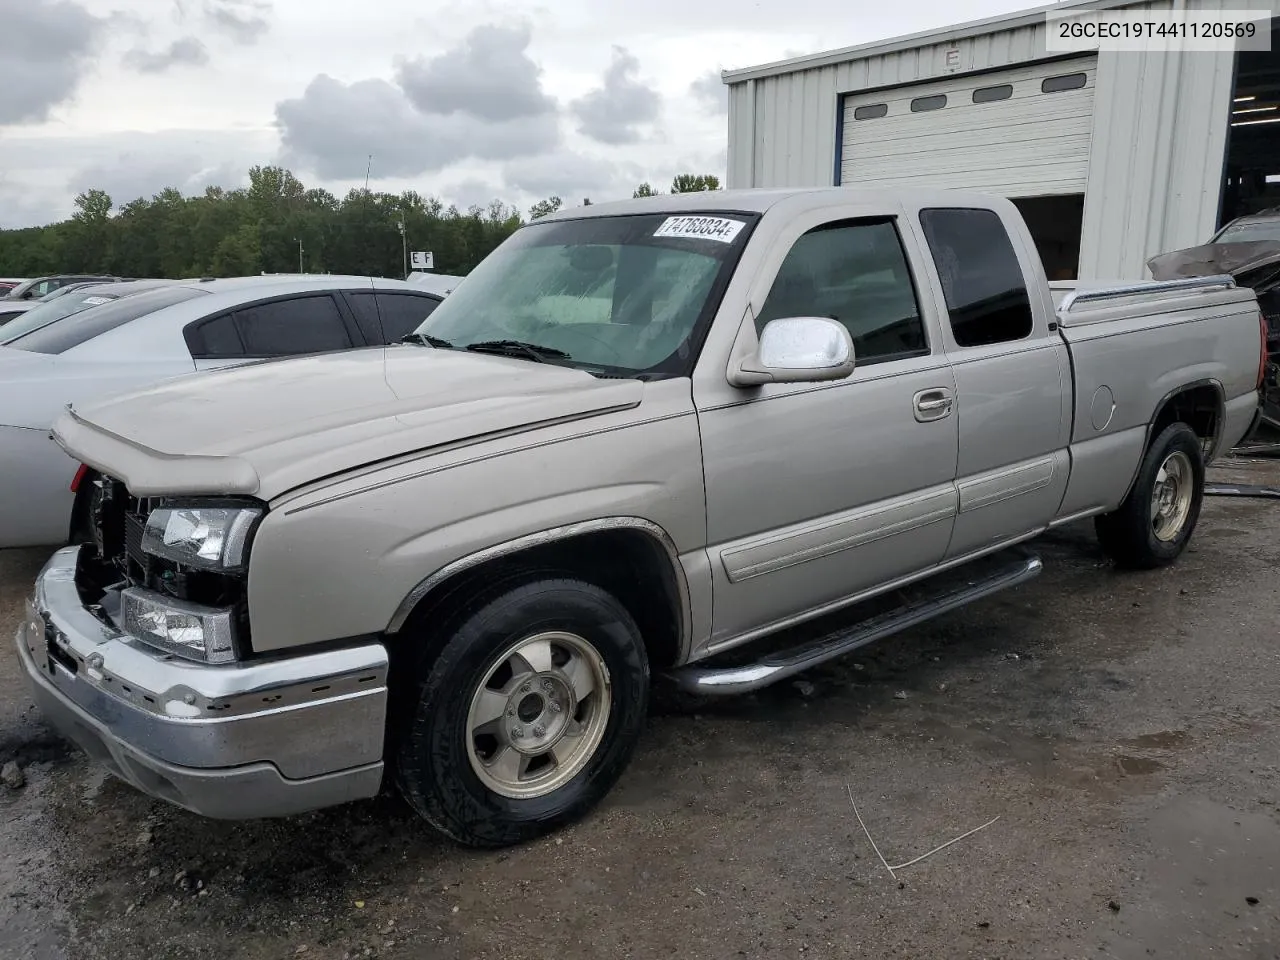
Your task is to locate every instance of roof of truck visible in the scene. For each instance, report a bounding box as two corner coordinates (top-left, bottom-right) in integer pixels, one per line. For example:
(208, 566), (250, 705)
(537, 186), (1010, 222)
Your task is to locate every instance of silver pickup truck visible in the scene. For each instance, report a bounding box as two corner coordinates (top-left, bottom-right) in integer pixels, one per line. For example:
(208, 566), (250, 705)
(18, 188), (1265, 848)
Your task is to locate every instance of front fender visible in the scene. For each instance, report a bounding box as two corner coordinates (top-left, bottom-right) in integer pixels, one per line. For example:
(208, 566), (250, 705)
(245, 393), (707, 654)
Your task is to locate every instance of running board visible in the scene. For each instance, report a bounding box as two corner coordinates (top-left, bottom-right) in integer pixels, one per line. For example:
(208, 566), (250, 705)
(668, 550), (1043, 697)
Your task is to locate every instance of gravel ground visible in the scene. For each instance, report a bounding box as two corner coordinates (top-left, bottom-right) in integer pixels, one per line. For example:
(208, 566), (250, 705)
(4, 457), (1280, 960)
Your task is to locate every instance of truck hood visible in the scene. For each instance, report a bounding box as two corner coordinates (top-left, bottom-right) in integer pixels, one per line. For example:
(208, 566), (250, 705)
(53, 346), (645, 500)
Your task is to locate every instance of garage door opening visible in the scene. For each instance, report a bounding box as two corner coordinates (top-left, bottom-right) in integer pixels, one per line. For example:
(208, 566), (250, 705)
(1220, 17), (1280, 226)
(1012, 195), (1084, 280)
(837, 56), (1096, 281)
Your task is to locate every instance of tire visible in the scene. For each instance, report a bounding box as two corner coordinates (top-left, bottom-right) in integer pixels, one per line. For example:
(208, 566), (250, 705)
(1094, 422), (1204, 570)
(393, 577), (649, 848)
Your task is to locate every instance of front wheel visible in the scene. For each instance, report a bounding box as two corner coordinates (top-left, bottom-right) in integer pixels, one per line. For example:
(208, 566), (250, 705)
(394, 577), (649, 848)
(1094, 422), (1205, 569)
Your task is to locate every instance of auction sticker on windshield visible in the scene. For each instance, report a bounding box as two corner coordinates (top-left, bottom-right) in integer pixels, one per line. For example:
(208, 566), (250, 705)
(653, 216), (745, 244)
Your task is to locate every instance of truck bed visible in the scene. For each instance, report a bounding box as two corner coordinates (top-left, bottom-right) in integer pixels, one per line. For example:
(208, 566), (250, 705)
(1051, 276), (1262, 521)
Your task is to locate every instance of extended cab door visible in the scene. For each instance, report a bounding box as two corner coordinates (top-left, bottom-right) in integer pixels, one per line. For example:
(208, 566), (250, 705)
(908, 204), (1072, 561)
(693, 204), (959, 651)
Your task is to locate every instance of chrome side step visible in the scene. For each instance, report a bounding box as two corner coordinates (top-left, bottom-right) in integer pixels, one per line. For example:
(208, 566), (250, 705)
(668, 551), (1043, 696)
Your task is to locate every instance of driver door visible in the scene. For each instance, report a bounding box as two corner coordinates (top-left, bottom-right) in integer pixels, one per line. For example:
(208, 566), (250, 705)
(693, 210), (959, 650)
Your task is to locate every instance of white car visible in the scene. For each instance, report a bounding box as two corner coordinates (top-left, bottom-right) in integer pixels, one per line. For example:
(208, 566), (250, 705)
(407, 271), (465, 296)
(0, 274), (444, 548)
(0, 279), (180, 339)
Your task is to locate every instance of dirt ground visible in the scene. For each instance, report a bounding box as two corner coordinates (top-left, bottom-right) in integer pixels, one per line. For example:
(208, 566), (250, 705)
(4, 457), (1280, 960)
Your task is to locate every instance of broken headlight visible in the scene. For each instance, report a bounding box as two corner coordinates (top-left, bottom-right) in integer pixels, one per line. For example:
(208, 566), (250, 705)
(141, 506), (261, 572)
(121, 589), (237, 663)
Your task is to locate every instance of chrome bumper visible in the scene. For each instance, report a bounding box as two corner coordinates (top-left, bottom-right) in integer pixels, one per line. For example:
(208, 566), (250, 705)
(16, 546), (388, 819)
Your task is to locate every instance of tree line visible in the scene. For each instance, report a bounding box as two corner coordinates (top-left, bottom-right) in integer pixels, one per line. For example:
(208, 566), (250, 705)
(0, 167), (723, 281)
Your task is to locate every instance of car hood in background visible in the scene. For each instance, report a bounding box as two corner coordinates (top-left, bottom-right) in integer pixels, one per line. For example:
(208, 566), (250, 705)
(1148, 241), (1280, 293)
(52, 346), (645, 501)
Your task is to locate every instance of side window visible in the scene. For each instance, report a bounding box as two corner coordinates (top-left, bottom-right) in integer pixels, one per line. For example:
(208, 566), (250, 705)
(348, 292), (441, 344)
(918, 208), (1033, 347)
(755, 219), (928, 365)
(186, 314), (243, 358)
(233, 295), (352, 356)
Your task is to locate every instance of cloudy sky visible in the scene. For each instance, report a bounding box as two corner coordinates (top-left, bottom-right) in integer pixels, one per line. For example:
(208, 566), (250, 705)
(0, 0), (1035, 227)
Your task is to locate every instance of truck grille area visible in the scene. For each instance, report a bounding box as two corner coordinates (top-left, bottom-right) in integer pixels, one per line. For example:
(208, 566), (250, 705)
(77, 476), (252, 647)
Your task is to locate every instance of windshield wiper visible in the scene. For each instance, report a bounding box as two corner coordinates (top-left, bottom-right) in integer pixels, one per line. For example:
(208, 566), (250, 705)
(399, 332), (453, 348)
(465, 340), (570, 363)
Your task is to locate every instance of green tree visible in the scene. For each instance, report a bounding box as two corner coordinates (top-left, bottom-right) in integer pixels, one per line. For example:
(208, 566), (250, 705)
(528, 196), (563, 220)
(670, 173), (721, 193)
(0, 166), (526, 282)
(209, 223), (262, 277)
(72, 189), (113, 223)
(633, 182), (658, 198)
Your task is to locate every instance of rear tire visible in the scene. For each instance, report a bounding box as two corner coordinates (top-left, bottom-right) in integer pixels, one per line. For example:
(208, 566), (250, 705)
(1094, 422), (1204, 570)
(393, 577), (649, 848)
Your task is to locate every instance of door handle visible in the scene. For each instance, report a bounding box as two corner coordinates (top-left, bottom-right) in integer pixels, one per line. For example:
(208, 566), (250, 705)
(913, 389), (954, 422)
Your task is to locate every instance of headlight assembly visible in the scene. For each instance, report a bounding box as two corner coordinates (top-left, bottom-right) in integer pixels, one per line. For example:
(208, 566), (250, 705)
(121, 588), (236, 663)
(141, 506), (261, 572)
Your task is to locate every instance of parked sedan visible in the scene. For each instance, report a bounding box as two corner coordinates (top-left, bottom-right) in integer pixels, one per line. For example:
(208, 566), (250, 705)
(3, 274), (119, 301)
(0, 275), (443, 548)
(0, 279), (178, 342)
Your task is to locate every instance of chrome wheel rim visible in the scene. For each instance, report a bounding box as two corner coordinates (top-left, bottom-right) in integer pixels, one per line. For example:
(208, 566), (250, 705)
(465, 631), (612, 800)
(1151, 450), (1194, 542)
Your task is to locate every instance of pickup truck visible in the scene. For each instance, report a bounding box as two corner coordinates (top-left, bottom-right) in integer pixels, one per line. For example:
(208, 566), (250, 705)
(18, 187), (1265, 848)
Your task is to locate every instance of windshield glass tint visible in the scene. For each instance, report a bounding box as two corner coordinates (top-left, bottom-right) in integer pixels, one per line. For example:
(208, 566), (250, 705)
(6, 286), (206, 354)
(1216, 221), (1280, 243)
(0, 291), (121, 342)
(416, 212), (756, 377)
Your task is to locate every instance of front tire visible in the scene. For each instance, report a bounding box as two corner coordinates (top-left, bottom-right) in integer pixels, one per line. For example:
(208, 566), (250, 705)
(1094, 422), (1204, 569)
(394, 577), (649, 848)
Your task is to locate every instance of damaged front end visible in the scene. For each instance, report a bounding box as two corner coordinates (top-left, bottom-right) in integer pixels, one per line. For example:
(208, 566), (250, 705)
(1149, 241), (1280, 431)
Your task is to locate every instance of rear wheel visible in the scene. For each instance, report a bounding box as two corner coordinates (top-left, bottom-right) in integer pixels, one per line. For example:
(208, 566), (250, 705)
(1094, 422), (1204, 569)
(393, 577), (649, 848)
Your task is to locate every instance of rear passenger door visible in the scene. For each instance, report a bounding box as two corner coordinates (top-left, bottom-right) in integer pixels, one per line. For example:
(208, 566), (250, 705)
(343, 291), (443, 345)
(912, 206), (1072, 560)
(185, 293), (359, 369)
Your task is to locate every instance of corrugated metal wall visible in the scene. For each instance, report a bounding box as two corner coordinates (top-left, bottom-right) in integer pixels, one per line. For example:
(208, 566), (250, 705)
(1079, 0), (1269, 279)
(726, 0), (1273, 279)
(725, 21), (1053, 190)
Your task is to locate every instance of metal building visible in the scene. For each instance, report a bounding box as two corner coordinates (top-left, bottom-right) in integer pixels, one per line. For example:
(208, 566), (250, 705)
(724, 0), (1279, 280)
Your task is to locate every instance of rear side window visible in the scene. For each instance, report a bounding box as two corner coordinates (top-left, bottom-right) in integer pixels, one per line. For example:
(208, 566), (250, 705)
(233, 295), (351, 356)
(186, 314), (244, 358)
(348, 292), (442, 344)
(919, 208), (1034, 347)
(6, 287), (207, 354)
(755, 218), (928, 364)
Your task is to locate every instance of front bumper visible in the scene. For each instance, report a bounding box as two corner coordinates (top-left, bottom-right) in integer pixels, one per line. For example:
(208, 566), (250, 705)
(16, 546), (388, 819)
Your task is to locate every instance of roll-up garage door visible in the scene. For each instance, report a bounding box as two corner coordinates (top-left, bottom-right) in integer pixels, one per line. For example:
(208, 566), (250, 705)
(839, 57), (1097, 197)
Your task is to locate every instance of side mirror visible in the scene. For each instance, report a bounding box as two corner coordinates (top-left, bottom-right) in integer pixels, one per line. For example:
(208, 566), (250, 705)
(728, 316), (855, 387)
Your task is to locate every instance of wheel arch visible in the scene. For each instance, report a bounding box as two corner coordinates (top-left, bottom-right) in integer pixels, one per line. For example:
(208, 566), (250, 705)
(1118, 379), (1224, 504)
(385, 517), (693, 672)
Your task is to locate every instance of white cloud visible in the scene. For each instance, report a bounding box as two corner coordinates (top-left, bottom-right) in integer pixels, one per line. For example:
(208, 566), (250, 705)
(0, 0), (1041, 226)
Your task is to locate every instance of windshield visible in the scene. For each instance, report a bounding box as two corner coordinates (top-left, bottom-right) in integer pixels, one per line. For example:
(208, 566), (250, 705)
(0, 289), (122, 342)
(1214, 219), (1280, 244)
(415, 211), (757, 378)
